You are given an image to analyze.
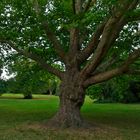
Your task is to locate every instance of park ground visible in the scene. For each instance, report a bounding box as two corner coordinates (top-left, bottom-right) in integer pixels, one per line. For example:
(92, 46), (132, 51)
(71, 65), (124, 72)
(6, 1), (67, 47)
(0, 94), (140, 140)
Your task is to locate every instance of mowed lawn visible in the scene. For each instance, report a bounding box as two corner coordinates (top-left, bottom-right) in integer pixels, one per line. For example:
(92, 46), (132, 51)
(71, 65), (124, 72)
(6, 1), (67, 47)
(0, 94), (140, 140)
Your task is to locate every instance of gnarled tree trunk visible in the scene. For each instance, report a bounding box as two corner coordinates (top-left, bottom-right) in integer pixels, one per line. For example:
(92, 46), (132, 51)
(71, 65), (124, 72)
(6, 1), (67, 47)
(49, 71), (85, 127)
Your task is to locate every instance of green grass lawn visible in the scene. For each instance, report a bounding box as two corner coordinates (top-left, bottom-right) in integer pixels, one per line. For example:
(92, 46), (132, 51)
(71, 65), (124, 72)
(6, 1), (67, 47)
(0, 94), (140, 140)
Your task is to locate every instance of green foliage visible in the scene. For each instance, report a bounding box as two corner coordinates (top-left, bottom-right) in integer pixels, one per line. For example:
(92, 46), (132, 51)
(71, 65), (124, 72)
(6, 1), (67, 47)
(87, 76), (140, 103)
(6, 58), (60, 97)
(1, 0), (139, 59)
(86, 84), (102, 101)
(0, 79), (7, 94)
(0, 0), (139, 82)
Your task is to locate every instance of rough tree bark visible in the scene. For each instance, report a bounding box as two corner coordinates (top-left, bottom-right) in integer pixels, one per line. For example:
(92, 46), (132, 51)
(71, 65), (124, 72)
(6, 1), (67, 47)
(51, 83), (85, 127)
(48, 67), (86, 127)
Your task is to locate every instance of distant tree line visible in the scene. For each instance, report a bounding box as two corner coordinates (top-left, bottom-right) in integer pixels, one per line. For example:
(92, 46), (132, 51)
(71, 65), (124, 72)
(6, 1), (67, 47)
(0, 58), (61, 99)
(87, 76), (140, 103)
(1, 74), (140, 103)
(0, 77), (60, 99)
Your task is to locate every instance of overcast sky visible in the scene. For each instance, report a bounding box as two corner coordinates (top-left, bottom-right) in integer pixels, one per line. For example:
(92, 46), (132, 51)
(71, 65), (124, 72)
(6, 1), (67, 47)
(1, 68), (15, 80)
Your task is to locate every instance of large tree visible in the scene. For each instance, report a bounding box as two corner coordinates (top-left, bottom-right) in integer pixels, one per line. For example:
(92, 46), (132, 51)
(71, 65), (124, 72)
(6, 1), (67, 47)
(0, 0), (140, 127)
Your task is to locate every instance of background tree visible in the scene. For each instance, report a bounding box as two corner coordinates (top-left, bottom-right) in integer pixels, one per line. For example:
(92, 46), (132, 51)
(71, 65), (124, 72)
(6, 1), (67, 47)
(7, 57), (60, 98)
(87, 75), (140, 103)
(87, 58), (140, 103)
(0, 79), (7, 96)
(0, 58), (3, 77)
(0, 0), (140, 127)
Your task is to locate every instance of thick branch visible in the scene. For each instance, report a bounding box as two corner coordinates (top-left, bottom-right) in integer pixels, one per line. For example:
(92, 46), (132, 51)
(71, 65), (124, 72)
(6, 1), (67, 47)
(122, 49), (140, 70)
(32, 2), (66, 62)
(80, 0), (139, 63)
(78, 21), (107, 64)
(0, 40), (64, 79)
(80, 1), (139, 79)
(43, 22), (66, 62)
(91, 54), (118, 76)
(84, 48), (140, 87)
(32, 0), (41, 16)
(80, 17), (125, 79)
(83, 0), (96, 12)
(75, 0), (82, 14)
(70, 28), (80, 54)
(84, 68), (121, 87)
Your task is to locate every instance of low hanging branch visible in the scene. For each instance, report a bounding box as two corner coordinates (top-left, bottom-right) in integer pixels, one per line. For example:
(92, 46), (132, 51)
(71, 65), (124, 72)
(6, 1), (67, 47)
(0, 40), (64, 79)
(84, 48), (140, 87)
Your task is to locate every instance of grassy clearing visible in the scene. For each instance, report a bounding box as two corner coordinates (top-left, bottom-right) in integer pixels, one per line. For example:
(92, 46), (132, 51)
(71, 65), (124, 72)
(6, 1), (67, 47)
(0, 94), (140, 140)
